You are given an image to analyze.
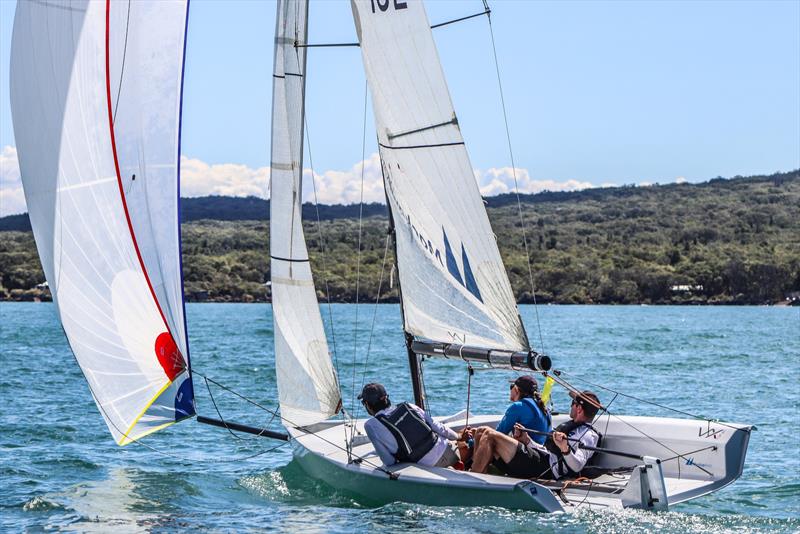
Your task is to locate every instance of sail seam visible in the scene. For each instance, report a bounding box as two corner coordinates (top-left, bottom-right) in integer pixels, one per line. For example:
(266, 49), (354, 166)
(270, 255), (310, 262)
(378, 141), (464, 150)
(104, 0), (172, 335)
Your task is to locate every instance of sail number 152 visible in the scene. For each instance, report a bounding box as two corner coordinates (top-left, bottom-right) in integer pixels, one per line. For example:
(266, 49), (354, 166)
(371, 0), (408, 13)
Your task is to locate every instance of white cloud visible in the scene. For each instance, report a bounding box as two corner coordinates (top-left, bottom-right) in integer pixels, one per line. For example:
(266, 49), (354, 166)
(180, 156), (269, 198)
(0, 148), (606, 216)
(675, 176), (687, 184)
(302, 153), (384, 204)
(0, 146), (25, 217)
(475, 166), (594, 196)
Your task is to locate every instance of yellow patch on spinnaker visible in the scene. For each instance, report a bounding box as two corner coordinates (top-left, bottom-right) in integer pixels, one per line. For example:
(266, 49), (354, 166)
(117, 371), (189, 446)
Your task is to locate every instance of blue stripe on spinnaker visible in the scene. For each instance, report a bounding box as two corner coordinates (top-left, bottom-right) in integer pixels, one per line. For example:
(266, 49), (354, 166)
(175, 377), (196, 420)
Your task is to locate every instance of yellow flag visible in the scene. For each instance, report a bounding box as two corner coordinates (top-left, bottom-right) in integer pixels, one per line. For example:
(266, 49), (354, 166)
(541, 375), (555, 406)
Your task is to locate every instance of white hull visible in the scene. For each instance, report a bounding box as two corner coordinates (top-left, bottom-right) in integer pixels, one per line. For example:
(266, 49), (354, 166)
(288, 412), (752, 513)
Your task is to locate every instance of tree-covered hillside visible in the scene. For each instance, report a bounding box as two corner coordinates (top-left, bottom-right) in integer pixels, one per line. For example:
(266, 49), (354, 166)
(1, 171), (798, 304)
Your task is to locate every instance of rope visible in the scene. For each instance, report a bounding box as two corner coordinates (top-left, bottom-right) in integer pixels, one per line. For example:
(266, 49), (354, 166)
(111, 0), (131, 124)
(348, 79), (370, 431)
(465, 364), (474, 428)
(354, 234), (392, 423)
(557, 368), (746, 431)
(484, 2), (545, 355)
(302, 110), (341, 385)
(196, 372), (398, 478)
(548, 371), (715, 477)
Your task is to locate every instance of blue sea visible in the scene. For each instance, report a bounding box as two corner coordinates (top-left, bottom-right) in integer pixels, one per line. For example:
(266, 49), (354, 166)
(1, 303), (798, 532)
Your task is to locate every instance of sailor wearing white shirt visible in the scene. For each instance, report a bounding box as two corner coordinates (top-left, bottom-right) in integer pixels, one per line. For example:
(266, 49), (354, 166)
(472, 389), (603, 479)
(516, 390), (603, 479)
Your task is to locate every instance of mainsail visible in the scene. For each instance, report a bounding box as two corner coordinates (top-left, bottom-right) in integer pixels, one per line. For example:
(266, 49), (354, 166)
(351, 0), (528, 351)
(10, 0), (194, 445)
(270, 0), (342, 427)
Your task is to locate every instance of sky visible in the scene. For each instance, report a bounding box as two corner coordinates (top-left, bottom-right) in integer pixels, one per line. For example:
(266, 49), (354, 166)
(1, 0), (798, 216)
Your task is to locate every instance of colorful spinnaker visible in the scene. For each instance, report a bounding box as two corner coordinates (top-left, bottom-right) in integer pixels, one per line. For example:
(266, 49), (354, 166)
(10, 0), (194, 445)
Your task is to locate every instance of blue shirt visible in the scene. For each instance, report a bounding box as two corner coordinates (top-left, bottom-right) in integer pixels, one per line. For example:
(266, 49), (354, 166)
(495, 398), (551, 445)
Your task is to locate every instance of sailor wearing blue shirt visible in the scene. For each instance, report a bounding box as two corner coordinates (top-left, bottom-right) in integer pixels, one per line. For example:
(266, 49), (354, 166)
(494, 375), (551, 444)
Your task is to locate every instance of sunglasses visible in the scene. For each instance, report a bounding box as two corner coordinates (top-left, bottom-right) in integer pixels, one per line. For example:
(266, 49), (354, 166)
(510, 384), (516, 391)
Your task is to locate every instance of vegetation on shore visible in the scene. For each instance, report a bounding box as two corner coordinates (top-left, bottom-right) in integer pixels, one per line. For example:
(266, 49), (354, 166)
(1, 171), (798, 305)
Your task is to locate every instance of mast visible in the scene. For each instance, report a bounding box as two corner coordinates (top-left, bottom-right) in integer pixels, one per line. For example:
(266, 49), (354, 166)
(381, 159), (425, 408)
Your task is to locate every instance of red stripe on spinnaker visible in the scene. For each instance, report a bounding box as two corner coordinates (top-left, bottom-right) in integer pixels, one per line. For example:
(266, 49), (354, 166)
(104, 1), (174, 341)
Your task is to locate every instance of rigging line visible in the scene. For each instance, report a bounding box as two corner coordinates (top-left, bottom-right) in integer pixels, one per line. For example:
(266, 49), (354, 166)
(203, 376), (261, 441)
(111, 0), (131, 125)
(484, 3), (545, 355)
(349, 79), (370, 427)
(662, 444), (718, 463)
(550, 371), (714, 477)
(556, 369), (746, 431)
(465, 364), (474, 428)
(430, 8), (491, 30)
(354, 234), (392, 424)
(303, 108), (341, 382)
(194, 372), (396, 477)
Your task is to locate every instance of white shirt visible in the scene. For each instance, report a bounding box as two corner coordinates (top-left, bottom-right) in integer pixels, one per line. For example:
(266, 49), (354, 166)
(527, 422), (600, 479)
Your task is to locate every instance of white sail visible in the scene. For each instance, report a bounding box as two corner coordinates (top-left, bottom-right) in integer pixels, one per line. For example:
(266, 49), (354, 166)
(351, 0), (528, 350)
(10, 0), (194, 445)
(270, 0), (342, 427)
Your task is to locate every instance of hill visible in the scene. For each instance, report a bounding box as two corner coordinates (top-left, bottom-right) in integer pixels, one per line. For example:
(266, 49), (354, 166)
(1, 170), (798, 304)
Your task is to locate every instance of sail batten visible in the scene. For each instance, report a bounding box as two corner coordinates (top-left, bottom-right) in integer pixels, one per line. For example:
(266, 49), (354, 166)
(271, 0), (342, 428)
(10, 0), (195, 445)
(351, 0), (528, 351)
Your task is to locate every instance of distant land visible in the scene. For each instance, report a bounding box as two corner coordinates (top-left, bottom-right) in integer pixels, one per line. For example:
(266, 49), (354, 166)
(1, 170), (798, 305)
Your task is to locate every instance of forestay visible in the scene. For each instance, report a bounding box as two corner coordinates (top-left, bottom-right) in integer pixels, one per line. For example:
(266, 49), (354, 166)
(10, 0), (194, 445)
(270, 0), (342, 427)
(351, 0), (528, 351)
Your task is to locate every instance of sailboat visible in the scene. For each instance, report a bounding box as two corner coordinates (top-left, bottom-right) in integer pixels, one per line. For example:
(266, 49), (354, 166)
(10, 0), (752, 513)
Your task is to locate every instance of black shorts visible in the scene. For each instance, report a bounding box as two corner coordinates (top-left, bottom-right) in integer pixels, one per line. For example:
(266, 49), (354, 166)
(493, 443), (554, 479)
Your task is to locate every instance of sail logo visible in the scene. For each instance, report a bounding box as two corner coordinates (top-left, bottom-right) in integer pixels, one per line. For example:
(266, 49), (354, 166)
(443, 228), (483, 303)
(370, 0), (408, 14)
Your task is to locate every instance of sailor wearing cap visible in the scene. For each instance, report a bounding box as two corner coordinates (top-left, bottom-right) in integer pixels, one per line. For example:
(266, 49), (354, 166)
(471, 389), (603, 480)
(359, 383), (468, 468)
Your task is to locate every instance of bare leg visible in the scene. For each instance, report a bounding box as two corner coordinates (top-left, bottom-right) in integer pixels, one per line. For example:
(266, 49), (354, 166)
(472, 426), (490, 452)
(471, 428), (520, 473)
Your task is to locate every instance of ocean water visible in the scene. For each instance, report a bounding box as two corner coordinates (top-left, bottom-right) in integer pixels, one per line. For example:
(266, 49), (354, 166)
(1, 302), (798, 533)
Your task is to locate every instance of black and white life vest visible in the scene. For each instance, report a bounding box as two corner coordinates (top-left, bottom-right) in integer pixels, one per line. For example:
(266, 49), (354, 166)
(544, 419), (602, 477)
(376, 403), (438, 463)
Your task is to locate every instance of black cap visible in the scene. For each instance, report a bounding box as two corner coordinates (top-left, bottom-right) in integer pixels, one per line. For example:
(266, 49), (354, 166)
(569, 390), (603, 417)
(510, 375), (538, 396)
(358, 383), (387, 405)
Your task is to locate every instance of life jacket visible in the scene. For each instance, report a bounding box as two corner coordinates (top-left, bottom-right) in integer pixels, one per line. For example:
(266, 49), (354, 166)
(544, 419), (602, 478)
(375, 403), (439, 463)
